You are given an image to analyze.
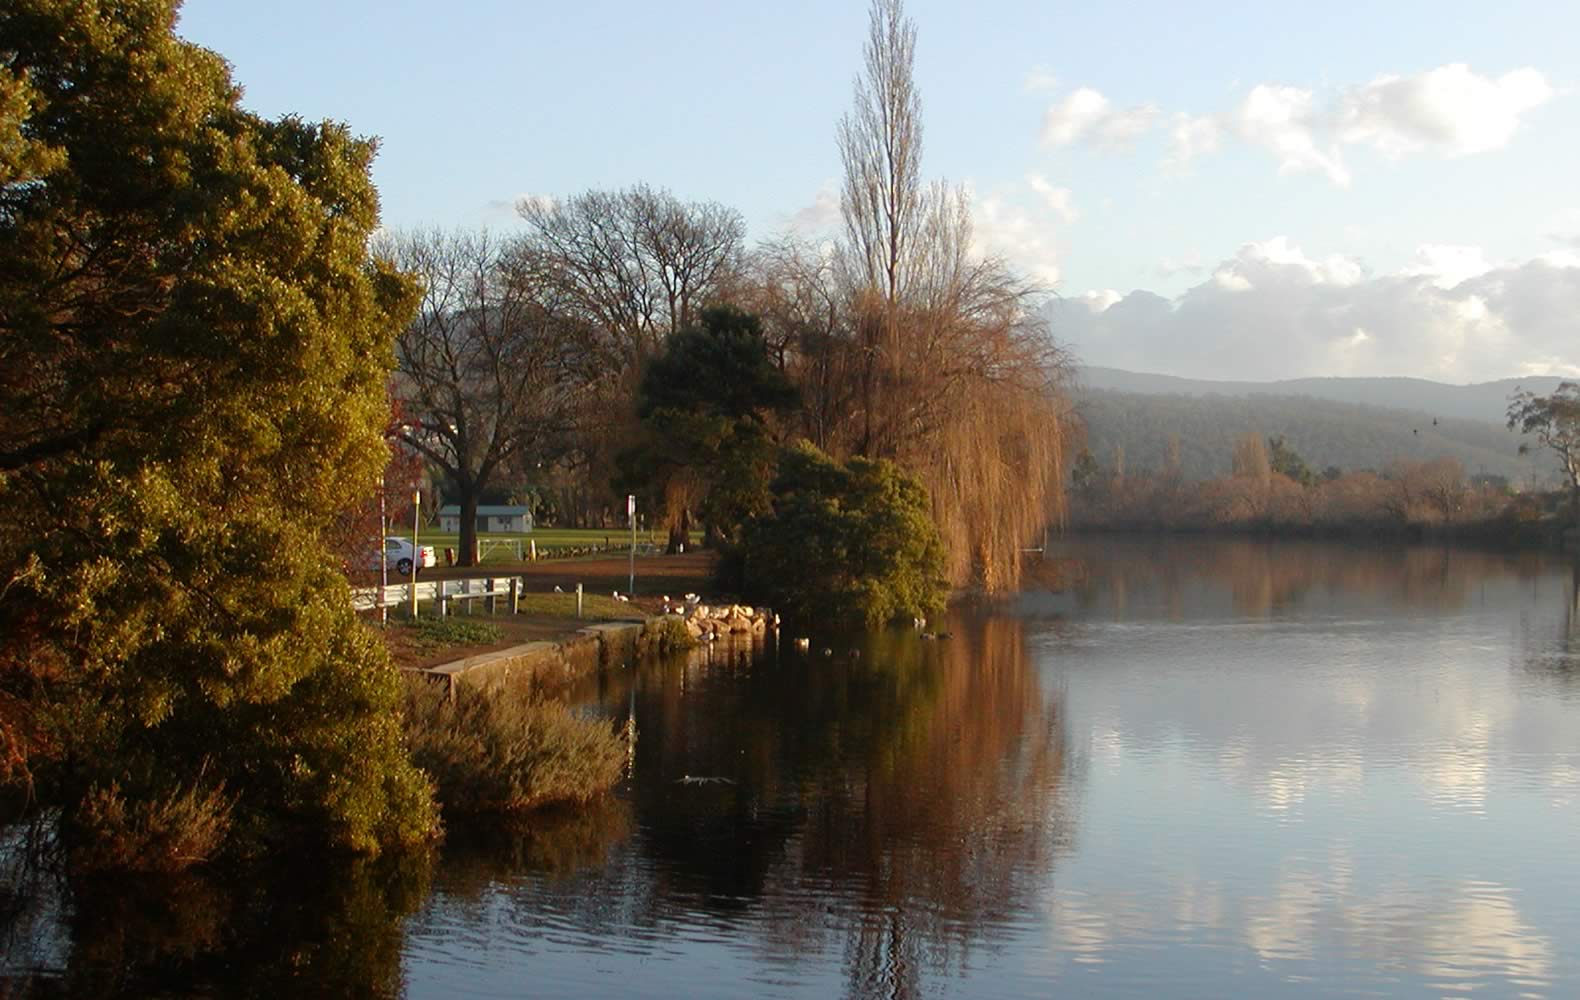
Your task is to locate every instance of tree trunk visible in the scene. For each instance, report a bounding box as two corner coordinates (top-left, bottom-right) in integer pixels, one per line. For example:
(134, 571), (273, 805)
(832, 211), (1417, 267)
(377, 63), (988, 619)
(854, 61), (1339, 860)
(667, 506), (691, 554)
(457, 488), (480, 567)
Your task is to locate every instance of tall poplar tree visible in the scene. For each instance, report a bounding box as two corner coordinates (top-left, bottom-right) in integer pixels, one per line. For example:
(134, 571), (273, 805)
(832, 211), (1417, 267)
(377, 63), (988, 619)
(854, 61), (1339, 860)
(832, 0), (1072, 592)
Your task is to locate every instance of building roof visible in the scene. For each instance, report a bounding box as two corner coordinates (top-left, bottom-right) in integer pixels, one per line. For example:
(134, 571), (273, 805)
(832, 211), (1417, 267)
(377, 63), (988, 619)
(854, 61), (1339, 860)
(437, 505), (534, 516)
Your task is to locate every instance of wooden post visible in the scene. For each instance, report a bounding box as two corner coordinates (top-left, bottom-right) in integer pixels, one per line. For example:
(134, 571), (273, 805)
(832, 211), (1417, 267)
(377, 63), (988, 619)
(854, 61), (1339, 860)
(529, 538), (536, 561)
(510, 577), (519, 615)
(576, 582), (583, 618)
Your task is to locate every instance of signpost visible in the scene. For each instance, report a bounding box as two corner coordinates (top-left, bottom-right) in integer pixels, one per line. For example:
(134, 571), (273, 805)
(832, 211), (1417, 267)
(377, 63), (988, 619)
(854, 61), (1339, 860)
(627, 494), (636, 595)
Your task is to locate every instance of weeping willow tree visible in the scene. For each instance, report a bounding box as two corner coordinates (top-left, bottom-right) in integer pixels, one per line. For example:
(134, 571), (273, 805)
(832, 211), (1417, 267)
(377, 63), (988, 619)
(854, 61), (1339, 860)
(832, 0), (1072, 592)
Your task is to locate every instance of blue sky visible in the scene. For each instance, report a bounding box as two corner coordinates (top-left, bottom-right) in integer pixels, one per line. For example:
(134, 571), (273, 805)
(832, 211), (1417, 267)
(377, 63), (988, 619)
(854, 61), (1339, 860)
(177, 0), (1580, 381)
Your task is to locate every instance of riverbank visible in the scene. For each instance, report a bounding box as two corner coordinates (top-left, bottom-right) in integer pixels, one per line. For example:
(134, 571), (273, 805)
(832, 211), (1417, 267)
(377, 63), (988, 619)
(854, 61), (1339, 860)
(377, 551), (717, 668)
(383, 549), (776, 696)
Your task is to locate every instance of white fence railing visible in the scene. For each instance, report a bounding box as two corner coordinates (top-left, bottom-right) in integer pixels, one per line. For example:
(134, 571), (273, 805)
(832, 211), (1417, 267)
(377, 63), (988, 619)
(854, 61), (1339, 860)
(351, 576), (519, 615)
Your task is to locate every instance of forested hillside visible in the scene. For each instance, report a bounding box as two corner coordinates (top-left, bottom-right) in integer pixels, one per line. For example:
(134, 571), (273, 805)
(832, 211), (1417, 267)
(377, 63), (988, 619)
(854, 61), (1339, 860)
(1079, 367), (1567, 424)
(1074, 389), (1556, 484)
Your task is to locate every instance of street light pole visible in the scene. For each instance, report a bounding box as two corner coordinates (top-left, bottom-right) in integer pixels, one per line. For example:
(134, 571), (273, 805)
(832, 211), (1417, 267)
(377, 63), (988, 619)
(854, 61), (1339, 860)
(410, 490), (421, 618)
(379, 476), (388, 627)
(628, 494), (636, 595)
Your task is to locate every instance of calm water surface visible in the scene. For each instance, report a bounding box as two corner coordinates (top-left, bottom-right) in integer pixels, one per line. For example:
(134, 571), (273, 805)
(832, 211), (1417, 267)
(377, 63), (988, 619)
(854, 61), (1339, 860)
(5, 539), (1579, 998)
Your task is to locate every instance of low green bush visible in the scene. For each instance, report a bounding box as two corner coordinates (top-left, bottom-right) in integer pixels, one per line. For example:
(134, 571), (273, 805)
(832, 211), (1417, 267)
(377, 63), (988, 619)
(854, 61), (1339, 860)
(398, 616), (503, 652)
(402, 679), (625, 814)
(641, 616), (697, 654)
(737, 441), (947, 628)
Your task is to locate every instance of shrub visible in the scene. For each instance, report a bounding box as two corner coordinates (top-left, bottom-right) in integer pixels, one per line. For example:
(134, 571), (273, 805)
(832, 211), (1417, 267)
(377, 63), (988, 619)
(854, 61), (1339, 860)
(63, 781), (234, 874)
(399, 616), (503, 652)
(738, 441), (947, 628)
(641, 616), (698, 655)
(402, 679), (625, 814)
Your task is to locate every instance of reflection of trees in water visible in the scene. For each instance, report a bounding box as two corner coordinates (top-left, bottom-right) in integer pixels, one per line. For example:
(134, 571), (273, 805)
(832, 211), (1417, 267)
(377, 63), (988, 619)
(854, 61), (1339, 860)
(1516, 559), (1580, 693)
(431, 799), (633, 900)
(554, 618), (1074, 1000)
(0, 851), (431, 998)
(799, 618), (1071, 1000)
(1057, 538), (1557, 618)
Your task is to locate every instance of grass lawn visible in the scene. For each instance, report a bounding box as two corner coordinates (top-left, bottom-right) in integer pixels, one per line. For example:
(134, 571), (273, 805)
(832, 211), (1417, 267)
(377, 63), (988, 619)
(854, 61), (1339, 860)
(387, 527), (702, 564)
(514, 592), (645, 621)
(369, 551), (717, 669)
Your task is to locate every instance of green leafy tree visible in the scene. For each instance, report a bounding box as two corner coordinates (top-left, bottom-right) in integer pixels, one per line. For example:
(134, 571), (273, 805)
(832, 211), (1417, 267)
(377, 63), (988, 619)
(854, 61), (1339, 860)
(622, 306), (797, 552)
(739, 442), (946, 627)
(1508, 383), (1580, 518)
(1268, 435), (1314, 486)
(0, 0), (437, 865)
(1070, 448), (1102, 498)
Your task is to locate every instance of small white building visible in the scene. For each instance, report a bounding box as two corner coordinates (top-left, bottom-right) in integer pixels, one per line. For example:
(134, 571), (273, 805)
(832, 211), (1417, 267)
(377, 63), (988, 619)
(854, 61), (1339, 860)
(438, 504), (534, 534)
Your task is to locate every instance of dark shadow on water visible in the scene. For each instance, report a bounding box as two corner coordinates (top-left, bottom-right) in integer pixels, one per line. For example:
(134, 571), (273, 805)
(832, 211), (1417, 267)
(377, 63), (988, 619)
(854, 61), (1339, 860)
(0, 849), (432, 999)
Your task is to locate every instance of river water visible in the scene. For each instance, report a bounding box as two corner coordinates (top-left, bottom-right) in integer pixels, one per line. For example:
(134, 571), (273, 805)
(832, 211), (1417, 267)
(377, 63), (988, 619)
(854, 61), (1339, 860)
(4, 538), (1579, 998)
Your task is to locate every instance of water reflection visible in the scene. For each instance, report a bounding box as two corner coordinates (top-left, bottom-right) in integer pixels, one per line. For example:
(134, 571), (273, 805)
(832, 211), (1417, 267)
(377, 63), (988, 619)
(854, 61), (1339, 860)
(1041, 536), (1556, 619)
(414, 617), (1074, 999)
(1025, 538), (1580, 996)
(10, 540), (1580, 996)
(1, 851), (431, 998)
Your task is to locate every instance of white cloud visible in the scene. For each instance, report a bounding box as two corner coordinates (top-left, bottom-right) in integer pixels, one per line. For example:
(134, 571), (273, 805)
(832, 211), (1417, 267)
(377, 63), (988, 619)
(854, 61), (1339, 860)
(1061, 64), (1554, 185)
(1041, 86), (1159, 150)
(1157, 251), (1206, 279)
(513, 192), (557, 215)
(1026, 174), (1078, 222)
(1403, 244), (1495, 290)
(1233, 84), (1352, 185)
(1168, 113), (1220, 166)
(1048, 238), (1580, 381)
(971, 190), (1063, 287)
(1023, 66), (1059, 94)
(482, 192), (553, 220)
(1078, 288), (1122, 312)
(784, 183), (841, 234)
(1337, 64), (1553, 158)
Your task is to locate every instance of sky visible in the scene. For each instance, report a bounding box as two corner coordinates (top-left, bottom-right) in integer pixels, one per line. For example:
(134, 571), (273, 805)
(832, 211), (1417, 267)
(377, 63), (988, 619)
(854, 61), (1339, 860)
(176, 0), (1580, 383)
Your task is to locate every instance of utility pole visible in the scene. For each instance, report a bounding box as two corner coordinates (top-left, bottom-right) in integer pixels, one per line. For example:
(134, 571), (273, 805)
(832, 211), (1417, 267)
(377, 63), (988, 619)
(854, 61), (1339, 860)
(628, 494), (636, 595)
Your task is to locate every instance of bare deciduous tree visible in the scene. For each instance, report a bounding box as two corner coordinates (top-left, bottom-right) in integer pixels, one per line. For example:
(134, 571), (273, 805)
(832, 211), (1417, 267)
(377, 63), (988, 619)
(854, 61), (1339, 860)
(516, 184), (745, 366)
(513, 185), (746, 528)
(838, 0), (923, 306)
(385, 229), (592, 565)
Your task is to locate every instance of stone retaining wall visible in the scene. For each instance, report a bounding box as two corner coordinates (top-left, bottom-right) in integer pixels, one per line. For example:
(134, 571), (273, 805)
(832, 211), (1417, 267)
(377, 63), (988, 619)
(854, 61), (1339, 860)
(411, 606), (776, 699)
(411, 615), (694, 697)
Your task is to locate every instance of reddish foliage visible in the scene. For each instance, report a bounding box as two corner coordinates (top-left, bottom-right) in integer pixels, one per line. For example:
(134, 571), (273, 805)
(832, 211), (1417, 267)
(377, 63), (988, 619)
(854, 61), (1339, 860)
(327, 391), (427, 576)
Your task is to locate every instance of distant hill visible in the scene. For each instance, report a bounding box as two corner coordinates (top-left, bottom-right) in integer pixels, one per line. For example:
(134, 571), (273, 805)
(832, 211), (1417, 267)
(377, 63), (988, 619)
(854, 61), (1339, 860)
(1073, 388), (1556, 485)
(1077, 367), (1567, 425)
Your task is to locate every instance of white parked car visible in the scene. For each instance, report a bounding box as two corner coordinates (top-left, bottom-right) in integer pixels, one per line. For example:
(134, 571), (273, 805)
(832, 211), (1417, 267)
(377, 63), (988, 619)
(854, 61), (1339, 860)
(376, 537), (436, 577)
